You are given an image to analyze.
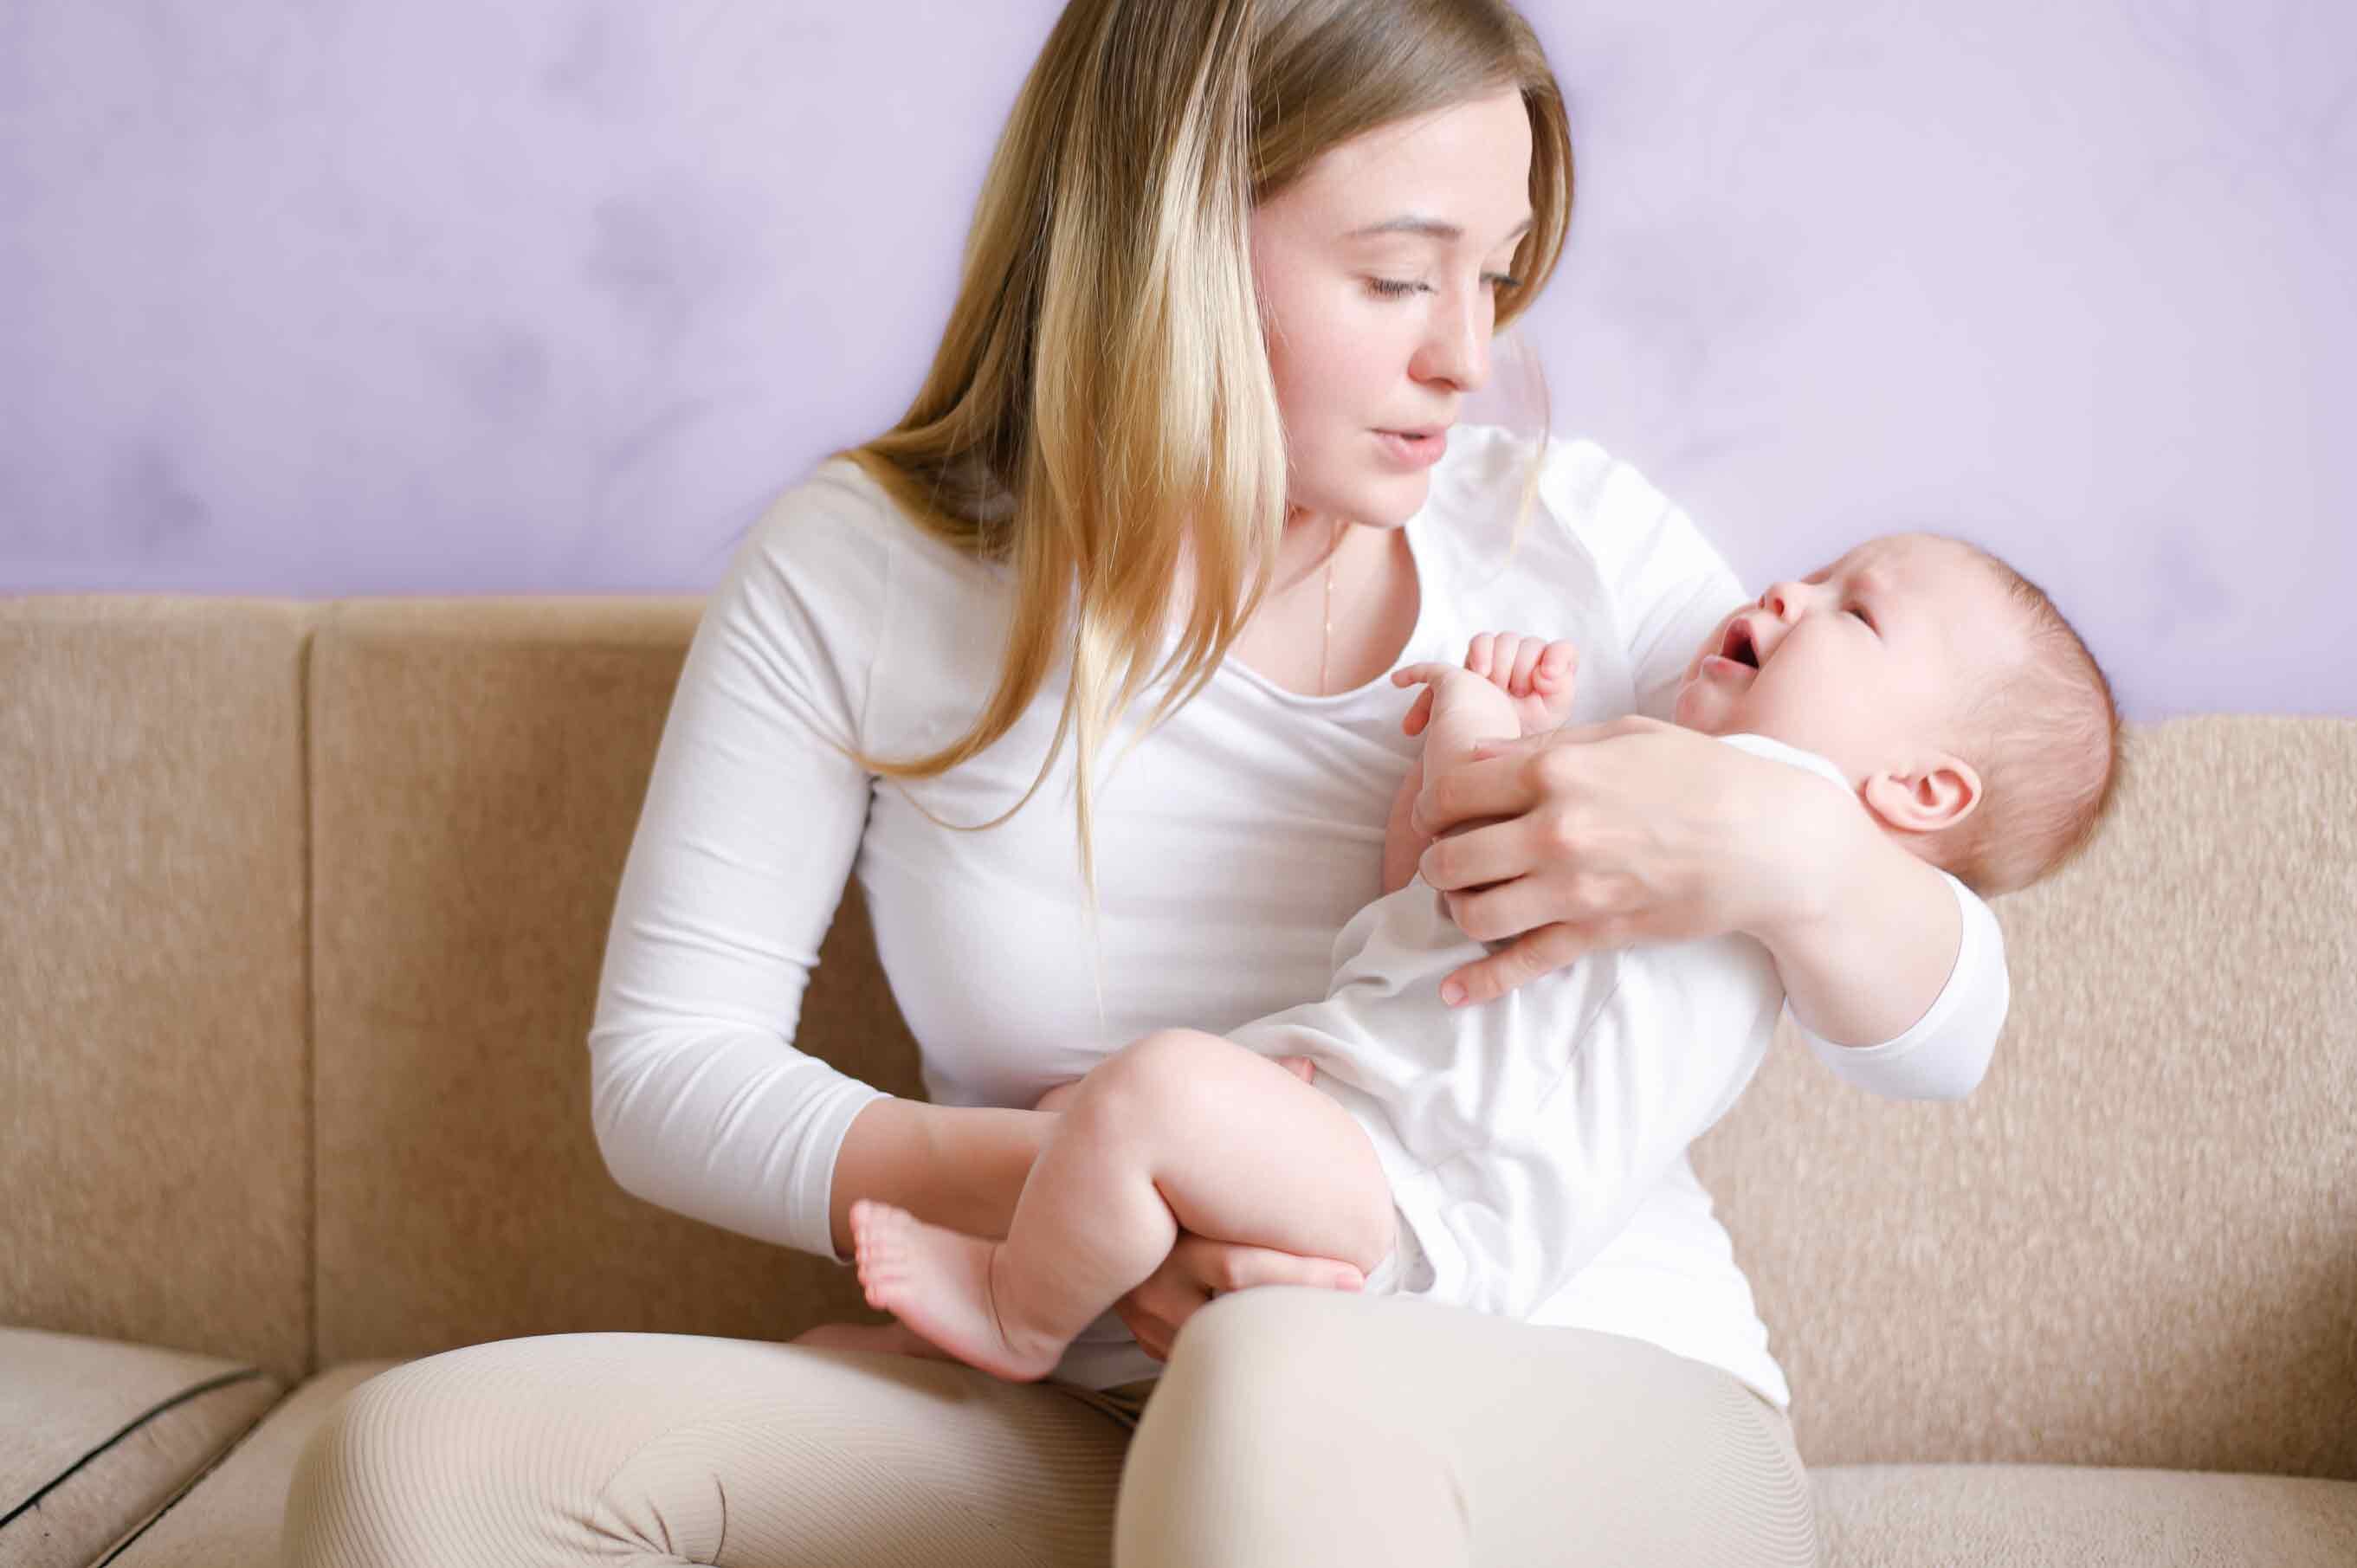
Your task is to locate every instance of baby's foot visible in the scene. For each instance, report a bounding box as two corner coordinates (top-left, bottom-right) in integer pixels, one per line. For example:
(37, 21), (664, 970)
(849, 1200), (1065, 1383)
(1464, 632), (1579, 734)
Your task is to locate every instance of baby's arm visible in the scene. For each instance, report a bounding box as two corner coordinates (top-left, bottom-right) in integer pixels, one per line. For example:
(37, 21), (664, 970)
(1383, 635), (1579, 894)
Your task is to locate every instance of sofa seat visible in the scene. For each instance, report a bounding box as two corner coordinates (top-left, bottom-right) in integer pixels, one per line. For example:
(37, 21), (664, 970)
(19, 1325), (2357, 1567)
(0, 1326), (391, 1568)
(105, 1361), (393, 1568)
(1814, 1461), (2357, 1566)
(1, 1326), (283, 1566)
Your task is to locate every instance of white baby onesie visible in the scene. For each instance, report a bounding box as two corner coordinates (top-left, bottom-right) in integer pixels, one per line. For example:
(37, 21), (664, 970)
(1230, 732), (1876, 1315)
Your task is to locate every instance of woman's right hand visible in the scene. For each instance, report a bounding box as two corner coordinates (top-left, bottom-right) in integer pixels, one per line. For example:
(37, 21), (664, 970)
(1112, 1234), (1366, 1361)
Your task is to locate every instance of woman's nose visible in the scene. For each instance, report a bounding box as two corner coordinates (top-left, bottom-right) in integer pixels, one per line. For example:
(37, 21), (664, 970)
(1414, 287), (1491, 393)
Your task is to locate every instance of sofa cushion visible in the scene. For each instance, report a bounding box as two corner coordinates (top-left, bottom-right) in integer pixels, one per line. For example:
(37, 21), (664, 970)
(0, 1327), (283, 1568)
(1815, 1462), (2357, 1566)
(105, 1361), (396, 1568)
(0, 597), (316, 1390)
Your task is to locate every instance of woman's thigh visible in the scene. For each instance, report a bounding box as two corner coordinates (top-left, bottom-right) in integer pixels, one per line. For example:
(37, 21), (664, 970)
(281, 1332), (1134, 1567)
(1115, 1288), (1816, 1568)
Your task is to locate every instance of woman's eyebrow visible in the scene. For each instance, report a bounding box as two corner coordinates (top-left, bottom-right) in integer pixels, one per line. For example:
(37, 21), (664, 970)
(1346, 213), (1537, 244)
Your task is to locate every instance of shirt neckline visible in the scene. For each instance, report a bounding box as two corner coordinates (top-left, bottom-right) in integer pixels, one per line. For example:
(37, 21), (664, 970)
(1216, 505), (1435, 708)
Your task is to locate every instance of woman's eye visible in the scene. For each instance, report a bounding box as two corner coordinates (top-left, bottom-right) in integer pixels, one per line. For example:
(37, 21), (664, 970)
(1369, 274), (1521, 300)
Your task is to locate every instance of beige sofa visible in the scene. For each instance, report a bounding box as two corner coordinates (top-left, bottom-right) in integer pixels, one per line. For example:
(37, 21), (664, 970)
(3, 594), (2352, 1566)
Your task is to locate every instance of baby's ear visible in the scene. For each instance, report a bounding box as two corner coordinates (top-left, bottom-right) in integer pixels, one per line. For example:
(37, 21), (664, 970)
(1861, 753), (1983, 836)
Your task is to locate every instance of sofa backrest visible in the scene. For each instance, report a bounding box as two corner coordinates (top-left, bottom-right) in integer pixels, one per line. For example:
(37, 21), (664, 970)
(3, 598), (318, 1391)
(3, 597), (2352, 1477)
(299, 597), (926, 1381)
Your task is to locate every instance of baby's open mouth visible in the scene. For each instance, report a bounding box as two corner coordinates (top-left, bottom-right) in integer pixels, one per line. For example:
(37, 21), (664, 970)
(1719, 620), (1760, 669)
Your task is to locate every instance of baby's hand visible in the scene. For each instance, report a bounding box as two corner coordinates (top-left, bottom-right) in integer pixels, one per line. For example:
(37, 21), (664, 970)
(1466, 633), (1579, 734)
(1396, 635), (1579, 741)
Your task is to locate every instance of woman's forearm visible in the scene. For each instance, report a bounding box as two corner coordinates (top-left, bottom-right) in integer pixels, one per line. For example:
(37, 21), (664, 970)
(1756, 820), (1960, 1048)
(828, 1097), (1050, 1260)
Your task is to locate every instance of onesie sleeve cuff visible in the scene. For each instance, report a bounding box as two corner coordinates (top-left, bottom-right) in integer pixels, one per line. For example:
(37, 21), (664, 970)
(1792, 868), (2009, 1101)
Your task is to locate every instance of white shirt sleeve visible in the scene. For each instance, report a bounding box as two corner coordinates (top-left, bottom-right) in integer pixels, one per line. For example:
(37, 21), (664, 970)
(586, 461), (894, 1264)
(1565, 441), (2012, 1100)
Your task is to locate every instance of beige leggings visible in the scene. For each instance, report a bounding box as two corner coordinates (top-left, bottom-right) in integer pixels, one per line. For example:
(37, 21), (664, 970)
(281, 1286), (1816, 1567)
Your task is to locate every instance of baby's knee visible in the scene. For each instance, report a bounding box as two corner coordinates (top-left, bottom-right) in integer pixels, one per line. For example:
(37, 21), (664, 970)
(1083, 1027), (1236, 1116)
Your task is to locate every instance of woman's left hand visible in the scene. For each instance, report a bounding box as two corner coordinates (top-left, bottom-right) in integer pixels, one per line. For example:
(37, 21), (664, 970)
(1410, 715), (1845, 1006)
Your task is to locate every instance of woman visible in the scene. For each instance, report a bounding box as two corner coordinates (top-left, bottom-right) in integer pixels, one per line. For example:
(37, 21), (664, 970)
(281, 3), (2003, 1562)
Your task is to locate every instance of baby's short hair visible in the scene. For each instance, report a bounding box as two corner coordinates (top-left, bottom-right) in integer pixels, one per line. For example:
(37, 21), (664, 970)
(1928, 544), (2123, 896)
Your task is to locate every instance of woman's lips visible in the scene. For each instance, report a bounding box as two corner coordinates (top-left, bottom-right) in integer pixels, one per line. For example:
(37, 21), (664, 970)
(1373, 428), (1449, 468)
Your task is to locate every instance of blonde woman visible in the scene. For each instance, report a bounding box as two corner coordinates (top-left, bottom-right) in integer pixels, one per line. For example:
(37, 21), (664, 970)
(282, 3), (2007, 1563)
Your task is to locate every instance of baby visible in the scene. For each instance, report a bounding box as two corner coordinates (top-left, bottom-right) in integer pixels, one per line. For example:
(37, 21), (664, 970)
(839, 531), (2118, 1381)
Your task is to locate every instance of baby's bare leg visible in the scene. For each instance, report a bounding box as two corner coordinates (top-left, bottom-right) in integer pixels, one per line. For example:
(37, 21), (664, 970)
(851, 1029), (1395, 1382)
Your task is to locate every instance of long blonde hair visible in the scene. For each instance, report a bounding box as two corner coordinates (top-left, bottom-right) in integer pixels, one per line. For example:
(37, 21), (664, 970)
(841, 0), (1572, 891)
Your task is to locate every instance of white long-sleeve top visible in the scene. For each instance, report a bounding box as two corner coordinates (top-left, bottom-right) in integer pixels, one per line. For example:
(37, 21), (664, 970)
(587, 424), (2007, 1402)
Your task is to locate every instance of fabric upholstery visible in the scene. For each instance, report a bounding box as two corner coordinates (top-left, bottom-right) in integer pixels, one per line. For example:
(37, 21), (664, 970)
(1813, 1463), (2357, 1567)
(1694, 716), (2357, 1476)
(106, 1362), (396, 1568)
(5, 597), (2351, 1565)
(305, 598), (926, 1370)
(0, 597), (316, 1389)
(0, 1327), (282, 1567)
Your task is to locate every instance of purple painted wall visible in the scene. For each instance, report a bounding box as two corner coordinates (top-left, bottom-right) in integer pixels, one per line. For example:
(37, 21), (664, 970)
(3, 1), (2350, 718)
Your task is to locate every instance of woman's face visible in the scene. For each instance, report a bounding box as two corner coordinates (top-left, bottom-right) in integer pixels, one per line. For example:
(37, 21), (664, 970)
(1250, 89), (1535, 530)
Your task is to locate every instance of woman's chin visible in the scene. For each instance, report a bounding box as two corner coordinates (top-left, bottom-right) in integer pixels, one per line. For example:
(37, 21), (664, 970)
(1321, 473), (1429, 529)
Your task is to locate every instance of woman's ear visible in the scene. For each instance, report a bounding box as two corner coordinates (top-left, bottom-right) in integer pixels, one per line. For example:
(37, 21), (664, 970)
(1861, 752), (1983, 836)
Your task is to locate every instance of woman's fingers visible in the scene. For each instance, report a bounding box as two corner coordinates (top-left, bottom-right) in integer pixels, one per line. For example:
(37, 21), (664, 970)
(1112, 1234), (1362, 1360)
(1415, 816), (1540, 893)
(1410, 748), (1540, 838)
(1438, 874), (1579, 945)
(1178, 1234), (1364, 1294)
(1417, 714), (1668, 834)
(1111, 1300), (1170, 1361)
(1440, 922), (1596, 1006)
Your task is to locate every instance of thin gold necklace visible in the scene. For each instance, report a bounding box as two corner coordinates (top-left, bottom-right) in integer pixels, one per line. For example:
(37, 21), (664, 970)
(1318, 515), (1343, 696)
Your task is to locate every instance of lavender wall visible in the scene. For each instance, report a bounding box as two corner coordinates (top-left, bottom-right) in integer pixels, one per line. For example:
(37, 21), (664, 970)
(3, 1), (2349, 718)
